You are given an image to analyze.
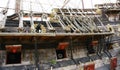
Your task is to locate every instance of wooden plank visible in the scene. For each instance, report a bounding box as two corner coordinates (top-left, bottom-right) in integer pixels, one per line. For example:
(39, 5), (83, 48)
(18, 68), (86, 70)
(0, 32), (113, 37)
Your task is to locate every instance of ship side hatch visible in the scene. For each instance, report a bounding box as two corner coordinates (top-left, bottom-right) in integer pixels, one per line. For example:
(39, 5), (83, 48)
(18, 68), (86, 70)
(6, 45), (22, 64)
(56, 42), (69, 59)
(6, 52), (21, 64)
(56, 49), (67, 59)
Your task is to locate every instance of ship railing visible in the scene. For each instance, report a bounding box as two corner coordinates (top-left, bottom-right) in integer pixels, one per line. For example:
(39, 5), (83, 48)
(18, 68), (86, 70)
(53, 8), (102, 33)
(59, 8), (80, 33)
(52, 9), (72, 33)
(95, 3), (120, 9)
(41, 13), (55, 33)
(66, 8), (91, 33)
(89, 8), (110, 32)
(77, 9), (100, 33)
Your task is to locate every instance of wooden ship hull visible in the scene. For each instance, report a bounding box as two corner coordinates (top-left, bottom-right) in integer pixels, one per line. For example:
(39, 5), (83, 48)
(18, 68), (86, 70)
(0, 0), (120, 70)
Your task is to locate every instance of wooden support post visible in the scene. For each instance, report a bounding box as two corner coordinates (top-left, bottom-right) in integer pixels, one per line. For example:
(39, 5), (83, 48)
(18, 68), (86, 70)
(34, 37), (40, 70)
(15, 0), (21, 13)
(81, 0), (84, 9)
(70, 36), (73, 59)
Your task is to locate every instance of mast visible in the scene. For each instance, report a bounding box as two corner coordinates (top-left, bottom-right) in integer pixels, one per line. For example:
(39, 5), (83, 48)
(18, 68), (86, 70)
(0, 0), (9, 29)
(81, 0), (84, 9)
(15, 0), (21, 13)
(16, 0), (24, 32)
(30, 1), (35, 32)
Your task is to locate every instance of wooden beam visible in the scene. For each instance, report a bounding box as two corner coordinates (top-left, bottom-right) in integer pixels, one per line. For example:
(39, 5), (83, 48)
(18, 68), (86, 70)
(15, 0), (21, 13)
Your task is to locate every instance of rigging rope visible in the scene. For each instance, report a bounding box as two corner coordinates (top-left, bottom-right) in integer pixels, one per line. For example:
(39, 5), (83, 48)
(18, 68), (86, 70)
(63, 1), (92, 33)
(49, 0), (70, 32)
(90, 0), (108, 32)
(62, 0), (70, 8)
(0, 0), (10, 29)
(35, 0), (55, 32)
(78, 0), (99, 32)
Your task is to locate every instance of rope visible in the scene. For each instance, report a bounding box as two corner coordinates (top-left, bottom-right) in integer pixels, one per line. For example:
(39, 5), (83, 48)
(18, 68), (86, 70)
(35, 0), (55, 32)
(59, 8), (79, 32)
(61, 0), (84, 32)
(66, 7), (90, 32)
(62, 0), (70, 8)
(90, 0), (108, 32)
(0, 0), (10, 29)
(75, 1), (99, 32)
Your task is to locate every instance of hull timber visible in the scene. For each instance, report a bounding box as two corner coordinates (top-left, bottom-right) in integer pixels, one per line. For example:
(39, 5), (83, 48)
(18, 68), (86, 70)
(0, 1), (120, 70)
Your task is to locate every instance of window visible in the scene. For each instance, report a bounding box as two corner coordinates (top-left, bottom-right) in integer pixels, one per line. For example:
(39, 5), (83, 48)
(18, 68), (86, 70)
(6, 52), (21, 64)
(6, 45), (22, 64)
(56, 49), (67, 59)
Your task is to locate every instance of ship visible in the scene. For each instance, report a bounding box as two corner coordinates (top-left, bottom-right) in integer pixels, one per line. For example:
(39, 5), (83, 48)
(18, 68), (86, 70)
(0, 0), (120, 70)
